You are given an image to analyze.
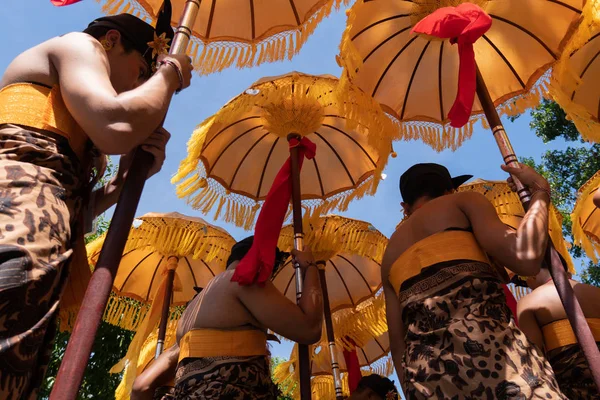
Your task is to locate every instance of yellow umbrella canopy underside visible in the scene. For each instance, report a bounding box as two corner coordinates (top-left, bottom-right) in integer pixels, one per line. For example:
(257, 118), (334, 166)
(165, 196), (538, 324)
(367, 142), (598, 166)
(274, 215), (387, 312)
(457, 179), (575, 274)
(99, 0), (350, 74)
(86, 212), (235, 330)
(551, 0), (600, 143)
(337, 0), (583, 154)
(172, 72), (395, 230)
(572, 170), (600, 263)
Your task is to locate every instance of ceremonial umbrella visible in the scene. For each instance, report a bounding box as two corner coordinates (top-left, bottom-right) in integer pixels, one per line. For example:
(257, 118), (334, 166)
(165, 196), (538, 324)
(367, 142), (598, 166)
(85, 212), (234, 399)
(336, 1), (600, 385)
(172, 72), (394, 398)
(97, 0), (352, 74)
(274, 215), (388, 398)
(572, 170), (600, 262)
(549, 0), (600, 143)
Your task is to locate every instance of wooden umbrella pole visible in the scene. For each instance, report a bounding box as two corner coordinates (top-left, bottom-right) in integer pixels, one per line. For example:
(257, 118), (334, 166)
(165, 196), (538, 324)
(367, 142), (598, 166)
(156, 257), (178, 358)
(288, 133), (312, 400)
(475, 64), (600, 390)
(50, 2), (201, 398)
(317, 264), (344, 400)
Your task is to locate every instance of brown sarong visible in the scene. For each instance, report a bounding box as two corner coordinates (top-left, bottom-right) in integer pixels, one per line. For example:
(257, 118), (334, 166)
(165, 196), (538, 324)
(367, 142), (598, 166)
(0, 124), (85, 399)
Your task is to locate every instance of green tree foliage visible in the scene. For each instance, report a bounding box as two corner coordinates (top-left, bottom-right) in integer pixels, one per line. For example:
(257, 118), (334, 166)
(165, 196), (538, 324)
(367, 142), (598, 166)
(271, 356), (295, 400)
(518, 99), (600, 284)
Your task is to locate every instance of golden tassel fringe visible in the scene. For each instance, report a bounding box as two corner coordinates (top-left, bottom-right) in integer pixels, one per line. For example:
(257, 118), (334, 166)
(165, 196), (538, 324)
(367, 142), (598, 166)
(572, 170), (600, 263)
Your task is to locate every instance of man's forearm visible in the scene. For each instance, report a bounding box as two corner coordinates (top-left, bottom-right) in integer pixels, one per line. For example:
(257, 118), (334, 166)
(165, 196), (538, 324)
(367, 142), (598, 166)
(91, 176), (123, 218)
(299, 265), (323, 325)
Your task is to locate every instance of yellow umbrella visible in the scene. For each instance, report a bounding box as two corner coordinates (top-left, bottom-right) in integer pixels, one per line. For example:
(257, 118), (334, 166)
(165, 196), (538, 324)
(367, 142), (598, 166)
(572, 170), (600, 262)
(337, 0), (584, 153)
(548, 0), (600, 142)
(86, 211), (235, 399)
(99, 0), (351, 74)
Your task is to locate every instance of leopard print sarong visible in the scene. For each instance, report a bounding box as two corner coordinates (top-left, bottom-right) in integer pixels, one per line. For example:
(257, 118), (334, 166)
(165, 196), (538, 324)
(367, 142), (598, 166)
(399, 260), (567, 399)
(0, 124), (85, 400)
(154, 385), (175, 400)
(548, 342), (600, 399)
(174, 355), (279, 399)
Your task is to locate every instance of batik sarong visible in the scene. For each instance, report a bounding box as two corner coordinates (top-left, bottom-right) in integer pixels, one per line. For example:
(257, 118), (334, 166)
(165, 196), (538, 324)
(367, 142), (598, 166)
(174, 355), (279, 399)
(154, 385), (176, 400)
(0, 124), (85, 399)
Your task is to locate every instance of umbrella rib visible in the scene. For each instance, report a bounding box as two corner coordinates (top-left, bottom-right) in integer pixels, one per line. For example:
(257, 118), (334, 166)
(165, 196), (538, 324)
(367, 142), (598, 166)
(120, 251), (155, 291)
(288, 0), (301, 25)
(400, 41), (431, 120)
(351, 14), (410, 41)
(571, 33), (600, 100)
(322, 120), (377, 168)
(372, 36), (419, 98)
(363, 26), (412, 64)
(146, 255), (165, 302)
(256, 137), (280, 198)
(282, 261), (296, 297)
(374, 336), (385, 353)
(330, 258), (355, 307)
(313, 131), (356, 186)
(489, 15), (556, 59)
(438, 41), (445, 121)
(229, 131), (271, 188)
(204, 116), (262, 150)
(360, 347), (368, 364)
(205, 0), (216, 38)
(337, 254), (373, 294)
(547, 0), (583, 13)
(581, 206), (600, 229)
(481, 34), (525, 88)
(311, 157), (326, 197)
(249, 0), (256, 40)
(207, 125), (264, 174)
(185, 257), (199, 288)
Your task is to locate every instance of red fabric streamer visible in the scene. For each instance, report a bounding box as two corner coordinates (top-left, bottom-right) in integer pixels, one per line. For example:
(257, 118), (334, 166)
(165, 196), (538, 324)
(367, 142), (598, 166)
(502, 284), (519, 326)
(343, 338), (362, 393)
(231, 137), (316, 286)
(51, 0), (83, 5)
(411, 3), (492, 128)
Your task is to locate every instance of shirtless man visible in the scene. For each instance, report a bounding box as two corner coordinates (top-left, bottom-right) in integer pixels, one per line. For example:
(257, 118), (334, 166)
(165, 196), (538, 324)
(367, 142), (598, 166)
(518, 264), (600, 399)
(0, 5), (192, 398)
(132, 236), (323, 399)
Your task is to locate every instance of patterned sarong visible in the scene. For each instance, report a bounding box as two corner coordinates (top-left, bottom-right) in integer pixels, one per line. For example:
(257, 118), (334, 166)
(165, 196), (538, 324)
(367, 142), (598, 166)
(398, 260), (567, 399)
(0, 124), (85, 399)
(174, 355), (279, 399)
(154, 385), (176, 400)
(548, 343), (600, 399)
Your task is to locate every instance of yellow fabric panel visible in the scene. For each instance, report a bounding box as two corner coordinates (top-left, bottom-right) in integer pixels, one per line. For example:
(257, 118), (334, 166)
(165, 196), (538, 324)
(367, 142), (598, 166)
(179, 329), (268, 362)
(543, 318), (600, 352)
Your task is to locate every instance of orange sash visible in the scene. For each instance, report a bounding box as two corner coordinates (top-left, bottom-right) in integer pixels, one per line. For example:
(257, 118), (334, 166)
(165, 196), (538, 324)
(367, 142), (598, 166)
(178, 329), (268, 363)
(543, 318), (600, 352)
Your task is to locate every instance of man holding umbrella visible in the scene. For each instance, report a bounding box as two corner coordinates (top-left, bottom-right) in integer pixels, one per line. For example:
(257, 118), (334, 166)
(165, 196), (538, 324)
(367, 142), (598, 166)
(0, 1), (192, 397)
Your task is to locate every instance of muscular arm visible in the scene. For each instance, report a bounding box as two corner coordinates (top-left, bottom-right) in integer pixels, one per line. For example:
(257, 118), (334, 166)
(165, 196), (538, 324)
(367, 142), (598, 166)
(236, 266), (323, 344)
(50, 33), (179, 154)
(457, 191), (550, 276)
(517, 295), (545, 350)
(131, 343), (180, 400)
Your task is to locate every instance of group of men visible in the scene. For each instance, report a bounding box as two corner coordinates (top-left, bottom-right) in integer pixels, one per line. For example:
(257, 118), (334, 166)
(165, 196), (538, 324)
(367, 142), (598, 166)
(0, 6), (599, 400)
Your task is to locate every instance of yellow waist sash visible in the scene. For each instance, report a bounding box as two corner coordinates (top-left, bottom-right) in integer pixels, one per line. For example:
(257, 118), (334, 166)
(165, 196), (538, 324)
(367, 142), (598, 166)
(178, 329), (268, 363)
(389, 231), (490, 295)
(543, 318), (600, 352)
(0, 83), (88, 159)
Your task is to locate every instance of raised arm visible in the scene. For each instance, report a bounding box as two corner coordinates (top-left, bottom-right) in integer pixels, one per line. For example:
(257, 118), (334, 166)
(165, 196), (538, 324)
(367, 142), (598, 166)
(131, 343), (180, 400)
(50, 33), (190, 154)
(236, 249), (323, 344)
(457, 164), (550, 277)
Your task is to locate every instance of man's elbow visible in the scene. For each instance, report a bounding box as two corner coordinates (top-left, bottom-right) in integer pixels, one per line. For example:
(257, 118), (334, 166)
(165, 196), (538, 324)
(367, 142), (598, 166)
(131, 377), (152, 399)
(594, 190), (600, 208)
(90, 125), (139, 155)
(515, 251), (543, 276)
(298, 323), (322, 345)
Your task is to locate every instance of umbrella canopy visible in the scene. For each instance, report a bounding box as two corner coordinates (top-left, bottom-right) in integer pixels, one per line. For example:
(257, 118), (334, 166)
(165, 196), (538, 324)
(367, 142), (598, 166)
(337, 0), (584, 152)
(572, 170), (600, 262)
(457, 178), (575, 274)
(550, 0), (600, 143)
(274, 215), (387, 312)
(99, 0), (351, 74)
(172, 72), (395, 230)
(86, 211), (235, 330)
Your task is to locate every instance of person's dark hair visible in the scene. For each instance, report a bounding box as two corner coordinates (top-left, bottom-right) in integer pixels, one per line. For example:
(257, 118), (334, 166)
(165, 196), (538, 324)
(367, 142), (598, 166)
(356, 374), (398, 399)
(402, 173), (453, 206)
(83, 25), (136, 53)
(399, 163), (472, 207)
(226, 236), (290, 276)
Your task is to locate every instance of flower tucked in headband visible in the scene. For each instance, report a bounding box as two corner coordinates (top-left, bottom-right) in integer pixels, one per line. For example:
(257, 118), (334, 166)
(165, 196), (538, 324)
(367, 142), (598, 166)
(148, 32), (171, 58)
(385, 391), (399, 400)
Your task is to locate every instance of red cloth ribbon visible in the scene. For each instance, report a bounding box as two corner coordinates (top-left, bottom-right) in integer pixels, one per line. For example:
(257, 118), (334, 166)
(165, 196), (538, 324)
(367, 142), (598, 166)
(343, 337), (362, 393)
(411, 3), (492, 128)
(231, 137), (316, 286)
(502, 284), (519, 326)
(51, 0), (83, 5)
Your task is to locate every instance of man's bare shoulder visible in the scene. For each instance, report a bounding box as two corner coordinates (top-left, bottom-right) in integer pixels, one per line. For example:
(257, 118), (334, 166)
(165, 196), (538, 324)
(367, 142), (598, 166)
(48, 32), (105, 58)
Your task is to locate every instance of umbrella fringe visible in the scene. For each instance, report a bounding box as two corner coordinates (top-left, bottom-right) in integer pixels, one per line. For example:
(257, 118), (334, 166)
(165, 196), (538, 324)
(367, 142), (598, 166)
(572, 170), (600, 263)
(97, 0), (351, 74)
(549, 0), (600, 143)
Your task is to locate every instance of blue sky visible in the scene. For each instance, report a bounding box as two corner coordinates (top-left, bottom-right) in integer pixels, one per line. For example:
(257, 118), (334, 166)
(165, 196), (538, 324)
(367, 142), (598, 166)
(1, 0), (587, 395)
